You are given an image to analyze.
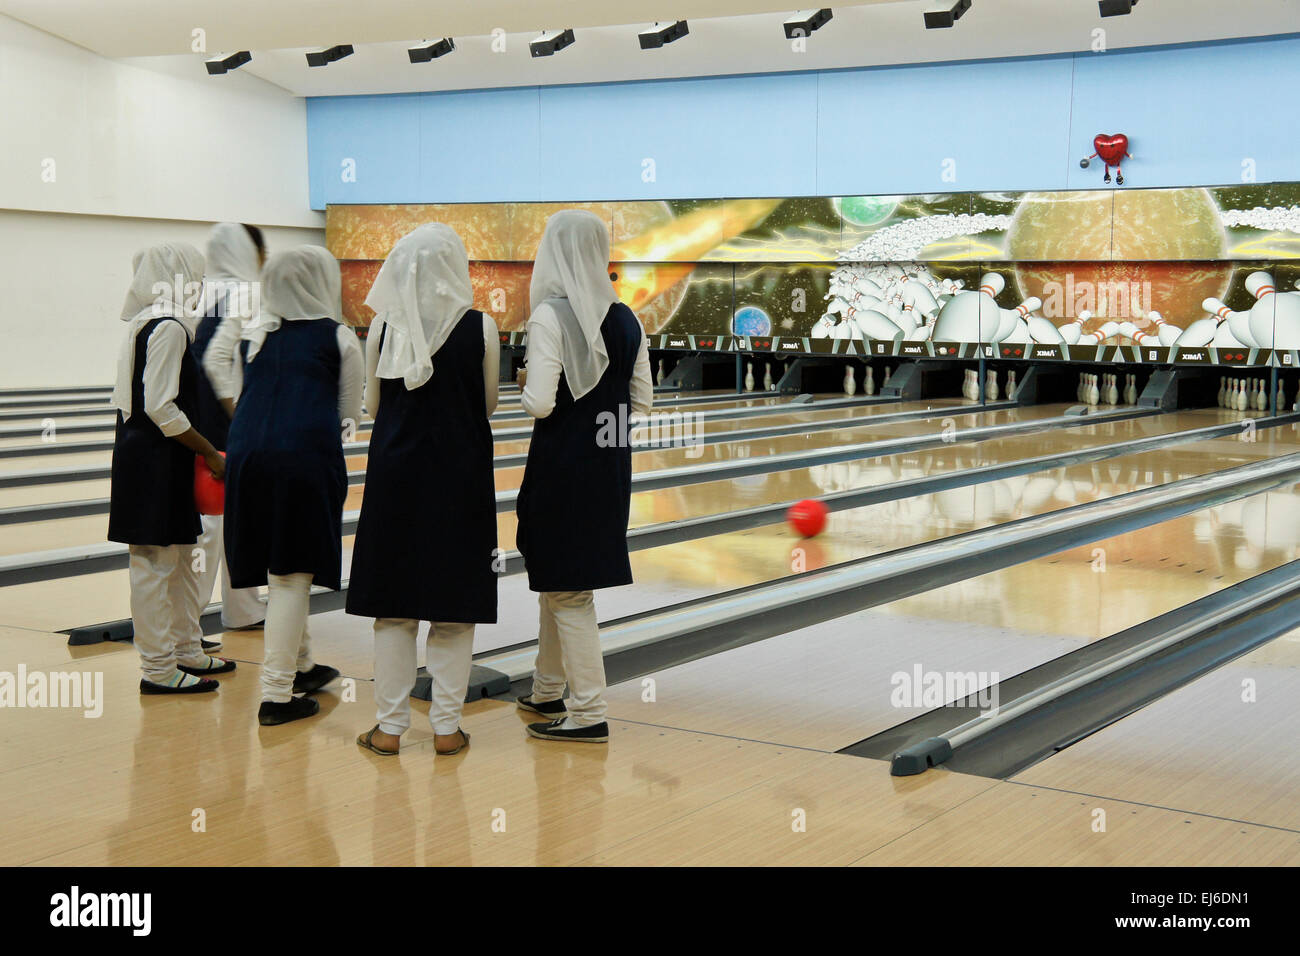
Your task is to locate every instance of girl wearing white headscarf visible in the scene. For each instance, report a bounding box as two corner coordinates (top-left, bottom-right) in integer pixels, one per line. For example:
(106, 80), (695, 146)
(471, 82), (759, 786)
(346, 224), (500, 757)
(108, 241), (237, 694)
(223, 246), (364, 726)
(514, 210), (653, 743)
(191, 223), (267, 641)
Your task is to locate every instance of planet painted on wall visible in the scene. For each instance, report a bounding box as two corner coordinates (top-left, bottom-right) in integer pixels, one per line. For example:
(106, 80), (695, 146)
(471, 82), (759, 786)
(834, 195), (901, 228)
(732, 305), (772, 336)
(1007, 187), (1232, 326)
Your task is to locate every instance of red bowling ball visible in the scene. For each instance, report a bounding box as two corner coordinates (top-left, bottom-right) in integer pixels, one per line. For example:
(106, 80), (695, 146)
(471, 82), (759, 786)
(194, 453), (226, 516)
(786, 498), (828, 538)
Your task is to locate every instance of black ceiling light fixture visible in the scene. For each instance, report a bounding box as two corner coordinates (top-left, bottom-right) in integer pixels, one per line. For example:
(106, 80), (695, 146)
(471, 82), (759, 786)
(305, 44), (353, 67)
(923, 0), (972, 29)
(205, 51), (251, 75)
(408, 38), (455, 63)
(1099, 0), (1138, 16)
(783, 8), (833, 39)
(530, 28), (576, 57)
(639, 20), (689, 49)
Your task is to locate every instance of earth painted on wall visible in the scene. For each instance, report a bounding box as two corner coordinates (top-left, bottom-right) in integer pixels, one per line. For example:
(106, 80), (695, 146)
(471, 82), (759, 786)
(732, 305), (772, 337)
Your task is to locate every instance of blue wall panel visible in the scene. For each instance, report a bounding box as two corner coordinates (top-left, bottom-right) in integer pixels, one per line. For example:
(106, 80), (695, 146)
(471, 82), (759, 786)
(306, 35), (1300, 209)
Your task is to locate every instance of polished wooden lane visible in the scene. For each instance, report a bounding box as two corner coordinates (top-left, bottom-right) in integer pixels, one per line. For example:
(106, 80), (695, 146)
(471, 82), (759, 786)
(1012, 625), (1300, 832)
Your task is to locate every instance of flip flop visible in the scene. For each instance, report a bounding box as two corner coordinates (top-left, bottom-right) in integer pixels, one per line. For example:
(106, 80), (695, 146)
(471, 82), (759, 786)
(435, 728), (470, 756)
(356, 725), (399, 756)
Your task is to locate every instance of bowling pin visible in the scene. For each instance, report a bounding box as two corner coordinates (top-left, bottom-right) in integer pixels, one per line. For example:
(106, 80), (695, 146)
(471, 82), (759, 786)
(986, 369), (999, 402)
(883, 366), (892, 386)
(1105, 373), (1119, 405)
(1276, 380), (1285, 413)
(1006, 369), (1017, 398)
(1060, 309), (1091, 346)
(864, 366), (875, 396)
(1203, 298), (1256, 349)
(1144, 311), (1183, 348)
(656, 359), (665, 385)
(1124, 373), (1138, 405)
(763, 362), (773, 391)
(744, 361), (755, 392)
(1081, 321), (1121, 346)
(1089, 374), (1100, 406)
(843, 364), (856, 396)
(1256, 379), (1268, 411)
(1174, 313), (1219, 348)
(1077, 373), (1085, 403)
(1245, 271), (1300, 349)
(1236, 379), (1248, 412)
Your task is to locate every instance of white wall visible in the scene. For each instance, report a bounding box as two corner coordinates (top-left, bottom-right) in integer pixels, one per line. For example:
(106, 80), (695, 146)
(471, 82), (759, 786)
(0, 13), (323, 386)
(0, 210), (322, 387)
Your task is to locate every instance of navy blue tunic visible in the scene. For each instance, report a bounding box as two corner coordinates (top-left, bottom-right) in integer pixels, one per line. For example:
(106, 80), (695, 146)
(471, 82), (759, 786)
(346, 311), (498, 623)
(108, 317), (202, 547)
(190, 308), (230, 452)
(224, 319), (347, 590)
(516, 301), (641, 592)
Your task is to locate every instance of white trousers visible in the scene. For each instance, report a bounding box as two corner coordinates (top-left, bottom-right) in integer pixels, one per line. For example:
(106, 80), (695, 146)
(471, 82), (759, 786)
(373, 618), (475, 737)
(129, 543), (205, 683)
(529, 591), (607, 727)
(261, 572), (315, 703)
(196, 514), (265, 628)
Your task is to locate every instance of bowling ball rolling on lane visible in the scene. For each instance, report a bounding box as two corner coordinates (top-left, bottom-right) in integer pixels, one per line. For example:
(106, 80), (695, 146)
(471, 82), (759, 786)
(786, 499), (828, 538)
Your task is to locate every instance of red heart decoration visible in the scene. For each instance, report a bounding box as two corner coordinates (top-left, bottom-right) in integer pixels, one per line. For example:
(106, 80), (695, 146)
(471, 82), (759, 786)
(1093, 133), (1129, 164)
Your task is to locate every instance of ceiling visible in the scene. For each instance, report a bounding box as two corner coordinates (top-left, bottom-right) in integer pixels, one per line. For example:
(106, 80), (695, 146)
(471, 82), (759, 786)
(6, 0), (1299, 97)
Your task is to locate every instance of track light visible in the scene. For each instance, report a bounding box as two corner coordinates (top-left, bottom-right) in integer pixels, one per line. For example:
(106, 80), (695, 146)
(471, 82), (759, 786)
(923, 0), (972, 29)
(305, 44), (353, 67)
(639, 20), (689, 49)
(1098, 0), (1138, 16)
(408, 38), (455, 63)
(783, 9), (833, 39)
(205, 51), (251, 75)
(530, 28), (575, 57)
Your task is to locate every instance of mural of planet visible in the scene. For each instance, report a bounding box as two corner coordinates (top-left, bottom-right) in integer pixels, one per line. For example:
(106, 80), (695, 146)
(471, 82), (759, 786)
(732, 305), (772, 336)
(834, 195), (902, 228)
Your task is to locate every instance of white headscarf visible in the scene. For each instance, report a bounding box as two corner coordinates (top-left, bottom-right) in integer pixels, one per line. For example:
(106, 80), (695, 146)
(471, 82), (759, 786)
(366, 224), (474, 391)
(201, 222), (261, 321)
(112, 241), (206, 417)
(241, 245), (341, 361)
(528, 210), (618, 401)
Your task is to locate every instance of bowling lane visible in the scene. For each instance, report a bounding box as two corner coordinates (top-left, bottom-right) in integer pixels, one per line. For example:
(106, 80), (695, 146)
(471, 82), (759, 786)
(489, 402), (1118, 492)
(1011, 625), (1300, 831)
(595, 479), (1300, 753)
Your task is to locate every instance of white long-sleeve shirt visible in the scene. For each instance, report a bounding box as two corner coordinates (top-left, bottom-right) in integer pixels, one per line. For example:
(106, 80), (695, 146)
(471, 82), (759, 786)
(140, 320), (194, 437)
(335, 326), (365, 428)
(520, 303), (653, 419)
(201, 314), (244, 401)
(364, 313), (501, 418)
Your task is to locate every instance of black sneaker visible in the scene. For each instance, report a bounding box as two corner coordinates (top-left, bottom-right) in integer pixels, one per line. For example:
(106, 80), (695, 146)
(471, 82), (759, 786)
(526, 719), (609, 743)
(140, 677), (219, 695)
(516, 694), (567, 718)
(178, 657), (236, 676)
(258, 696), (320, 726)
(293, 664), (340, 695)
(201, 637), (223, 653)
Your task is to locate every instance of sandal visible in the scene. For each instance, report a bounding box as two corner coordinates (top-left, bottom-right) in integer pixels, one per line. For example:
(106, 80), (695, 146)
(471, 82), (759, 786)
(435, 728), (470, 756)
(356, 725), (399, 756)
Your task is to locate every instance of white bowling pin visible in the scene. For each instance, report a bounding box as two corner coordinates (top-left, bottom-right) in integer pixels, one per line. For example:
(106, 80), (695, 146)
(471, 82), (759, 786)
(1081, 321), (1121, 345)
(1007, 369), (1017, 398)
(1218, 376), (1227, 408)
(843, 364), (856, 396)
(1203, 298), (1256, 349)
(1245, 271), (1300, 349)
(1077, 373), (1086, 403)
(1145, 311), (1183, 348)
(1106, 373), (1119, 405)
(812, 313), (835, 339)
(744, 361), (755, 391)
(656, 359), (665, 385)
(1087, 373), (1100, 406)
(1236, 379), (1248, 412)
(1256, 379), (1268, 411)
(1276, 380), (1285, 413)
(1060, 309), (1090, 346)
(883, 367), (892, 386)
(986, 369), (999, 402)
(1124, 374), (1138, 405)
(1174, 314), (1219, 348)
(763, 362), (774, 391)
(864, 366), (875, 396)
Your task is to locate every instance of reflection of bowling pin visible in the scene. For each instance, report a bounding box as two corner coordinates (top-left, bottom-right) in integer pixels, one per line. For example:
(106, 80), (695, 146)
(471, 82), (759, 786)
(843, 364), (856, 396)
(763, 363), (773, 390)
(744, 361), (755, 391)
(864, 366), (875, 396)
